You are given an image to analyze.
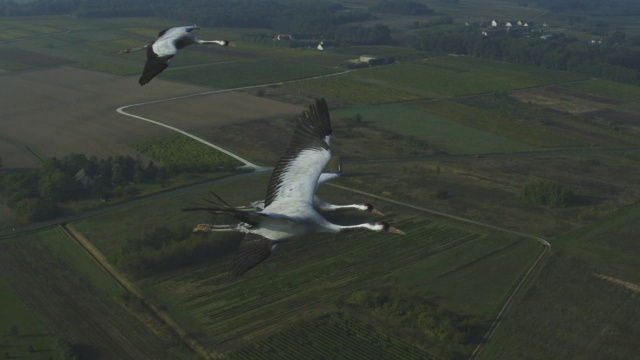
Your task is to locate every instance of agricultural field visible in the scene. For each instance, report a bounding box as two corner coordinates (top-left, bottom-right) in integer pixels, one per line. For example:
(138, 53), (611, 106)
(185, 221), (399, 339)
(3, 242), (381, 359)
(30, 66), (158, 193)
(279, 56), (588, 105)
(2, 11), (640, 360)
(70, 174), (544, 359)
(132, 134), (243, 172)
(334, 103), (534, 154)
(0, 66), (205, 169)
(479, 203), (640, 359)
(0, 272), (56, 359)
(0, 227), (189, 359)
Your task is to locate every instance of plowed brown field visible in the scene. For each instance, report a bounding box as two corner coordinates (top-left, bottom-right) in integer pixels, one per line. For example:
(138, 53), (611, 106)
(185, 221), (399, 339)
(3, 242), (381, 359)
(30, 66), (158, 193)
(0, 66), (302, 168)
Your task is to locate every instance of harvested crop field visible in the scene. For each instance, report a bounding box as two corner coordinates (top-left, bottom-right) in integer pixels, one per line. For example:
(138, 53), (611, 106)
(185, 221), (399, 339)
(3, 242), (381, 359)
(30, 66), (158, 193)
(0, 66), (301, 169)
(510, 85), (624, 114)
(0, 47), (71, 68)
(0, 230), (176, 359)
(126, 91), (303, 132)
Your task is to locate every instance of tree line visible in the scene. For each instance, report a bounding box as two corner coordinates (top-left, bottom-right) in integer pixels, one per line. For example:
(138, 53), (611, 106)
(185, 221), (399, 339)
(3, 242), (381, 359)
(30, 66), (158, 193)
(406, 27), (640, 85)
(3, 0), (639, 82)
(0, 0), (393, 45)
(1, 153), (180, 222)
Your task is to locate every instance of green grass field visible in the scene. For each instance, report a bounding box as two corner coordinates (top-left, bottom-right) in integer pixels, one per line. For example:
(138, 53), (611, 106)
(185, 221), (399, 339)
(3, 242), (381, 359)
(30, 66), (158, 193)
(0, 273), (56, 359)
(335, 104), (534, 154)
(0, 228), (186, 359)
(132, 134), (243, 171)
(3, 11), (640, 360)
(161, 58), (339, 88)
(352, 57), (587, 98)
(479, 203), (640, 359)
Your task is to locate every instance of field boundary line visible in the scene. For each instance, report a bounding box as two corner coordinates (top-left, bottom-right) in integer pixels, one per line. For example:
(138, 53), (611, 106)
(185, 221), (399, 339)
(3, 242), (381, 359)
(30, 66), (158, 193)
(61, 224), (221, 359)
(324, 182), (551, 360)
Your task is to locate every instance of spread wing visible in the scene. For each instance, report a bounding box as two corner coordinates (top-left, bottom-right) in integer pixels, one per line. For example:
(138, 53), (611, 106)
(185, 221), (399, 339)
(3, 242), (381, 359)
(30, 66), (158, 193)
(232, 233), (275, 276)
(263, 98), (332, 210)
(139, 45), (173, 85)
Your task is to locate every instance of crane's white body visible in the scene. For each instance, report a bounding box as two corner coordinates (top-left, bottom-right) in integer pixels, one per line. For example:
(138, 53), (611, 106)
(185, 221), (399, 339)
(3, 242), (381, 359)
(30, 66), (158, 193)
(186, 99), (403, 276)
(133, 25), (232, 85)
(244, 169), (381, 214)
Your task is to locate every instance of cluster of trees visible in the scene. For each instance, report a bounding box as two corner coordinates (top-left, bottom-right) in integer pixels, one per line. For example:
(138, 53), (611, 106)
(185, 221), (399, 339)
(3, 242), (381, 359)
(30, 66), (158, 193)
(518, 0), (640, 14)
(118, 225), (240, 277)
(0, 0), (395, 46)
(341, 286), (472, 346)
(0, 153), (163, 221)
(334, 24), (391, 46)
(520, 178), (575, 208)
(408, 28), (640, 84)
(369, 0), (434, 16)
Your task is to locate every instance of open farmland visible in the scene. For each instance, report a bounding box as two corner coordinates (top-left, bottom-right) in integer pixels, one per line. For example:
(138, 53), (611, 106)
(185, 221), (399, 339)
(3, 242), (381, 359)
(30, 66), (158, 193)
(0, 228), (187, 359)
(0, 67), (205, 168)
(480, 204), (640, 359)
(70, 174), (544, 359)
(0, 272), (56, 359)
(2, 12), (640, 360)
(353, 57), (587, 98)
(0, 66), (302, 169)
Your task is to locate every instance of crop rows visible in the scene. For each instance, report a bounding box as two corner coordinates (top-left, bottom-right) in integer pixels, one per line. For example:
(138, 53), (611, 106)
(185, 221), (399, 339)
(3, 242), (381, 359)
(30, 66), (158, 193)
(132, 134), (242, 170)
(226, 314), (433, 360)
(151, 219), (482, 345)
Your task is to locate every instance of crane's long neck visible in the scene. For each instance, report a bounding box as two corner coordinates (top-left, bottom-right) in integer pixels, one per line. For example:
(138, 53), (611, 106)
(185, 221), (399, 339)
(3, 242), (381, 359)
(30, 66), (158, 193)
(197, 39), (228, 46)
(315, 201), (367, 212)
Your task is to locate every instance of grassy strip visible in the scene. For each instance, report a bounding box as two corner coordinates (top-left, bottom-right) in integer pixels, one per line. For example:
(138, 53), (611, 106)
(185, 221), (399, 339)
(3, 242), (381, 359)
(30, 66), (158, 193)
(0, 272), (55, 358)
(63, 224), (214, 358)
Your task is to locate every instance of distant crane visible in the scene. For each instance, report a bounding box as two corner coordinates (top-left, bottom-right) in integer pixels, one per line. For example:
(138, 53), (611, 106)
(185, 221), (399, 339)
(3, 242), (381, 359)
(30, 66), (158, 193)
(120, 25), (235, 86)
(184, 98), (405, 276)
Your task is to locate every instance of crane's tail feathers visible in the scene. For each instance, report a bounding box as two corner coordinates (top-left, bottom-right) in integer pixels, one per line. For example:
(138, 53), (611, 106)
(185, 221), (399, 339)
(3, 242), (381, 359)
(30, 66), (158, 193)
(183, 192), (260, 226)
(183, 191), (236, 213)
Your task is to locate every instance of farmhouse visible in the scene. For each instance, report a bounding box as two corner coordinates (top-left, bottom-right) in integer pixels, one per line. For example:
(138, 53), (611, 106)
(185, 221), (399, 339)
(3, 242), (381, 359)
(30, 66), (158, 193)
(74, 168), (94, 188)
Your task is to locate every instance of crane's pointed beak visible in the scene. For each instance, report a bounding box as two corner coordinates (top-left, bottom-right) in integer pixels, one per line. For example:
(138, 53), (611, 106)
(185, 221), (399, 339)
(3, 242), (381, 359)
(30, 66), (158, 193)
(388, 226), (406, 235)
(371, 208), (385, 216)
(228, 42), (237, 47)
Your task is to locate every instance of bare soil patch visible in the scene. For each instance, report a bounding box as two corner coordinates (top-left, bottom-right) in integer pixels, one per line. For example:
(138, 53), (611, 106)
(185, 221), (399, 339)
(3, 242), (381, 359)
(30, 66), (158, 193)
(510, 85), (622, 114)
(0, 67), (203, 167)
(0, 141), (41, 168)
(128, 91), (303, 133)
(0, 47), (70, 67)
(0, 66), (296, 169)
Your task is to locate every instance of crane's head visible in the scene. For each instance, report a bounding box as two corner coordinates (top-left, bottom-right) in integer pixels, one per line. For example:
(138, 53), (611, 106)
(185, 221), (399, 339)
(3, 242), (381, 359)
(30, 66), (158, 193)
(363, 203), (384, 216)
(374, 221), (406, 235)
